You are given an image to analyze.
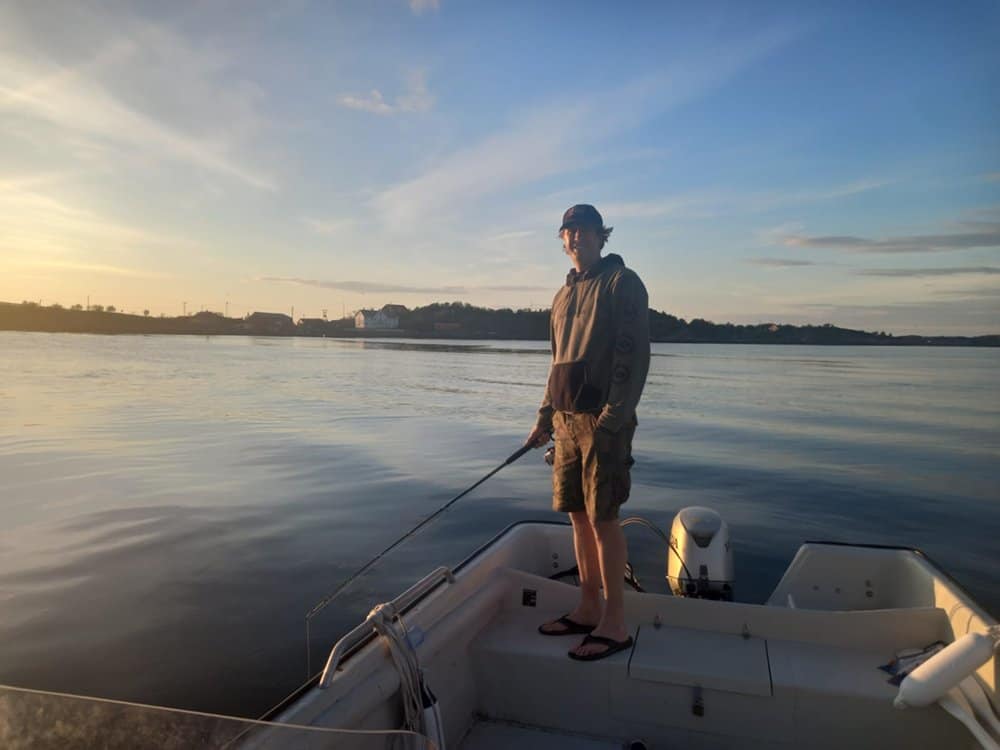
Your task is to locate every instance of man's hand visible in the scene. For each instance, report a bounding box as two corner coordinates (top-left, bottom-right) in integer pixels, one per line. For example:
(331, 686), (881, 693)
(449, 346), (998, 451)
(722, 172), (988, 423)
(525, 424), (552, 448)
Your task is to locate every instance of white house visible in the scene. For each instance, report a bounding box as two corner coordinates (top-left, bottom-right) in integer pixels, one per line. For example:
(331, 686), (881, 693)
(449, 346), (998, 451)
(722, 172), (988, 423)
(354, 308), (399, 329)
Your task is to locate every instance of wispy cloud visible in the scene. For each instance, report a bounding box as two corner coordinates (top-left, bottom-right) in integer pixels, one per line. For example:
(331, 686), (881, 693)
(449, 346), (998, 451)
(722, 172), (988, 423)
(374, 105), (586, 227)
(339, 70), (433, 116)
(0, 5), (276, 190)
(601, 195), (713, 221)
(772, 291), (998, 335)
(929, 285), (1000, 299)
(855, 266), (1000, 277)
(782, 222), (1000, 254)
(6, 258), (171, 279)
(746, 258), (818, 267)
(373, 26), (803, 228)
(339, 90), (393, 115)
(604, 179), (890, 223)
(409, 0), (440, 14)
(302, 217), (354, 236)
(796, 298), (1000, 319)
(0, 182), (202, 268)
(259, 276), (548, 294)
(486, 230), (536, 242)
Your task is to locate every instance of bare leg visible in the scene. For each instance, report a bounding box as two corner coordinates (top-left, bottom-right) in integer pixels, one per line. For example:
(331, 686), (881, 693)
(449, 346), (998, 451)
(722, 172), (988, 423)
(569, 511), (603, 620)
(540, 511), (602, 632)
(570, 518), (629, 656)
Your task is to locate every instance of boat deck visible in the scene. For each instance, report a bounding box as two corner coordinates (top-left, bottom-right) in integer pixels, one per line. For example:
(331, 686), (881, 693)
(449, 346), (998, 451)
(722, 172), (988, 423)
(459, 719), (623, 749)
(451, 567), (966, 749)
(274, 524), (998, 750)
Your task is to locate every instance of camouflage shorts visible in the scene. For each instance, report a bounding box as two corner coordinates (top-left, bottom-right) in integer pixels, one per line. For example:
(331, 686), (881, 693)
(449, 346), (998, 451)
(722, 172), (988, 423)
(551, 411), (636, 523)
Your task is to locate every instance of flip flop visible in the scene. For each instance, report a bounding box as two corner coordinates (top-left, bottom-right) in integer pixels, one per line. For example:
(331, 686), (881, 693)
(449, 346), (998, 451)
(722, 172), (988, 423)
(568, 634), (634, 661)
(538, 615), (597, 636)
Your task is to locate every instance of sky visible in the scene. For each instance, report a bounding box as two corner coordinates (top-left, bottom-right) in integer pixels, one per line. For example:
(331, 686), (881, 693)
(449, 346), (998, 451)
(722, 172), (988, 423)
(1, 1), (998, 335)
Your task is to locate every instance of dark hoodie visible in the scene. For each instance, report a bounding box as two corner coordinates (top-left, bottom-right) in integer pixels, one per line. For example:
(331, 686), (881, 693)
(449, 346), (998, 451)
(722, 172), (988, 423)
(536, 253), (651, 434)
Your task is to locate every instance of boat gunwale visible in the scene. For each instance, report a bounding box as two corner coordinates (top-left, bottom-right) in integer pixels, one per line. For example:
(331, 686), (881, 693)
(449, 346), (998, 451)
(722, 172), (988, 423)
(259, 518), (568, 721)
(800, 539), (993, 620)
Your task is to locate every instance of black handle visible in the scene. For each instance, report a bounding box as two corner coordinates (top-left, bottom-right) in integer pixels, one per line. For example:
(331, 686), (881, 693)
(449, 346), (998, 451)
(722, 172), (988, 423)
(504, 442), (536, 465)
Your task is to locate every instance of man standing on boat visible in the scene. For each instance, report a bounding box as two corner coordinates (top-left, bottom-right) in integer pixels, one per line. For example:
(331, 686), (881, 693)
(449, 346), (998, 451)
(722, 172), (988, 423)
(525, 204), (651, 661)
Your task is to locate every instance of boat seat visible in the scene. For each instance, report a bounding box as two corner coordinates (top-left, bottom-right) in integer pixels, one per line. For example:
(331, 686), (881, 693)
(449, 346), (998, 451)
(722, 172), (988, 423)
(768, 640), (899, 701)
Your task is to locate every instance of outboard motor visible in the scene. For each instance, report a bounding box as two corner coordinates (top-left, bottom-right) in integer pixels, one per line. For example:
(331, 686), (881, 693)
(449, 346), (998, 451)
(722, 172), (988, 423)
(666, 506), (734, 600)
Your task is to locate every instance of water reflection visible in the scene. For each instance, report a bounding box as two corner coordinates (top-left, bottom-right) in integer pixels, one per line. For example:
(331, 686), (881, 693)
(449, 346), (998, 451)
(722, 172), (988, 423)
(0, 332), (997, 720)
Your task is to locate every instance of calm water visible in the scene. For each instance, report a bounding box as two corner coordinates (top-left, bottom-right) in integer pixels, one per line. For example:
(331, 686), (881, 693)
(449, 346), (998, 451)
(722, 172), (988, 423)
(1, 332), (998, 717)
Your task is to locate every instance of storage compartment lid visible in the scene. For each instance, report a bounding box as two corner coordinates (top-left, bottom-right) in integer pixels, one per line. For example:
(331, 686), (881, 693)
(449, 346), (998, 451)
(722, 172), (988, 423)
(629, 625), (772, 697)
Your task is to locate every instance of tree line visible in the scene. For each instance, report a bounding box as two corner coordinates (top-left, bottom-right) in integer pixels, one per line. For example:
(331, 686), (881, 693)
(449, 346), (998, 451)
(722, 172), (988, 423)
(2, 299), (997, 346)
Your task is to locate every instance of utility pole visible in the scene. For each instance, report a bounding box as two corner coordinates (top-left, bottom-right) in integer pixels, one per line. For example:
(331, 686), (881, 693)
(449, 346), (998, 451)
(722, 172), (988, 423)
(182, 301), (187, 316)
(291, 305), (295, 320)
(225, 300), (229, 318)
(86, 295), (90, 311)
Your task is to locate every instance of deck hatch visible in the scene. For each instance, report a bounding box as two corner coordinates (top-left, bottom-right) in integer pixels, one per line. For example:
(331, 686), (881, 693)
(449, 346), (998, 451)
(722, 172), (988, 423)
(628, 625), (772, 697)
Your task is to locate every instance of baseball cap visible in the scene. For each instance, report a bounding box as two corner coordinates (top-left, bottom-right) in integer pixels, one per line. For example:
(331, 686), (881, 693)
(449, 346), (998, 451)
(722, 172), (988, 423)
(559, 204), (603, 231)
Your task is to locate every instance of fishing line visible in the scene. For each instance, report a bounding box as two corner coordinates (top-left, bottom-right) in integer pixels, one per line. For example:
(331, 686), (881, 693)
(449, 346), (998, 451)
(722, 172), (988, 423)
(304, 441), (537, 677)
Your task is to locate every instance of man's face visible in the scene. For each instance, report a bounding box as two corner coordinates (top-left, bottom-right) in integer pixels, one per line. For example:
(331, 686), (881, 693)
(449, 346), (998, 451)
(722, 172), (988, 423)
(561, 225), (602, 270)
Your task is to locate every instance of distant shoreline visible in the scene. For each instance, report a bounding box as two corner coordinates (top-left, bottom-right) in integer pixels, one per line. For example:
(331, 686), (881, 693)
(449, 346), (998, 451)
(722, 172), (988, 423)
(2, 301), (997, 346)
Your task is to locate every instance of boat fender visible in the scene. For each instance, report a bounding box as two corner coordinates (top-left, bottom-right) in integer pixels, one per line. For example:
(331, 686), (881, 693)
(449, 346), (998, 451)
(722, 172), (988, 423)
(894, 628), (999, 709)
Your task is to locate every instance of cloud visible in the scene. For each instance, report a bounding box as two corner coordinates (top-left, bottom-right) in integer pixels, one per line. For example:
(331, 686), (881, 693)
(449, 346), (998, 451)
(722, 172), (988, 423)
(797, 298), (1000, 317)
(302, 217), (354, 236)
(929, 285), (1000, 299)
(789, 297), (1000, 335)
(746, 258), (817, 267)
(0, 5), (276, 190)
(782, 222), (1000, 254)
(603, 179), (890, 223)
(373, 25), (803, 228)
(855, 266), (1000, 278)
(7, 258), (171, 279)
(486, 230), (536, 242)
(339, 89), (393, 115)
(409, 0), (440, 14)
(374, 105), (586, 227)
(259, 276), (548, 294)
(601, 195), (713, 221)
(0, 181), (203, 271)
(339, 70), (433, 116)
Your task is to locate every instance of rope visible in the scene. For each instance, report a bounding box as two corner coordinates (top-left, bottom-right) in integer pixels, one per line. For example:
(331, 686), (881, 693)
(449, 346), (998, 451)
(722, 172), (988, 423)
(366, 603), (426, 736)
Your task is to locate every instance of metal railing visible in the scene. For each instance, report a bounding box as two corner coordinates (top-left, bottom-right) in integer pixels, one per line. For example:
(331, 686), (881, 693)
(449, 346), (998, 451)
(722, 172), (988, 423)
(318, 566), (455, 689)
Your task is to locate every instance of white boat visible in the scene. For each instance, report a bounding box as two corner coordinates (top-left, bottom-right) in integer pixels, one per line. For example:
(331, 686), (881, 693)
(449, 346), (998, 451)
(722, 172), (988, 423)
(2, 510), (998, 749)
(263, 511), (999, 749)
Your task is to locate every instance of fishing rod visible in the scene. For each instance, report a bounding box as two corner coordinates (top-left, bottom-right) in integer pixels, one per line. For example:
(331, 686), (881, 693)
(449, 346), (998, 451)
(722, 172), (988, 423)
(304, 439), (541, 676)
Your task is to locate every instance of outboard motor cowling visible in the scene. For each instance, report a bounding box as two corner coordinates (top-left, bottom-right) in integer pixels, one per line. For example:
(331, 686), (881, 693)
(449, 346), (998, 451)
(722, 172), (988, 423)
(666, 506), (734, 600)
